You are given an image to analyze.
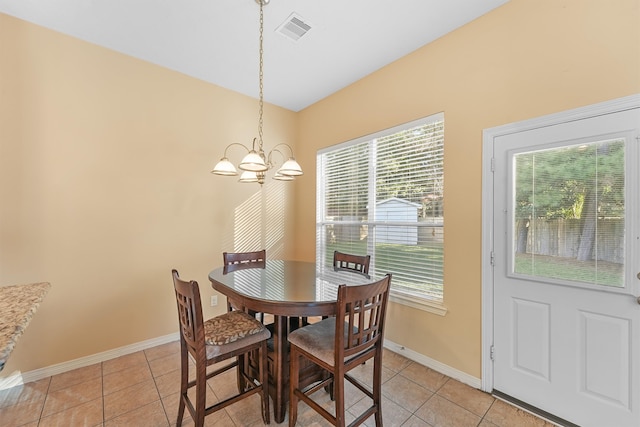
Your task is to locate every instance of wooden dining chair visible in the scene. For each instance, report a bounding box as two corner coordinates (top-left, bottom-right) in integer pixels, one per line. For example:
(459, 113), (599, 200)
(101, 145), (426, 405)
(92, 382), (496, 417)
(333, 251), (371, 278)
(288, 274), (392, 427)
(222, 249), (268, 321)
(223, 249), (266, 273)
(171, 270), (270, 426)
(307, 250), (371, 326)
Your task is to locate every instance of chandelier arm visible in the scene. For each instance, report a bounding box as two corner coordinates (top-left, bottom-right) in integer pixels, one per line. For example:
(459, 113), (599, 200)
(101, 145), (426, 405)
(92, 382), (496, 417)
(223, 142), (251, 158)
(266, 148), (284, 167)
(270, 143), (295, 156)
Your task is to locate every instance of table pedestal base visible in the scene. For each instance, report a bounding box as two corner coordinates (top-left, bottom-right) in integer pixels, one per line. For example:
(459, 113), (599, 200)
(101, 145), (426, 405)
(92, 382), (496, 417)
(246, 315), (327, 423)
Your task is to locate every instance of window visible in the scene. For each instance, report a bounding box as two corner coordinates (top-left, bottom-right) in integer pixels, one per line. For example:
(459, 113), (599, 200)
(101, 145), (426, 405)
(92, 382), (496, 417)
(316, 113), (445, 311)
(512, 139), (625, 287)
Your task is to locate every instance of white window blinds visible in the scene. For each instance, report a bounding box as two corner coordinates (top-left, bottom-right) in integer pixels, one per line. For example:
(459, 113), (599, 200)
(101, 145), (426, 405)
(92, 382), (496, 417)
(317, 113), (445, 301)
(512, 139), (625, 287)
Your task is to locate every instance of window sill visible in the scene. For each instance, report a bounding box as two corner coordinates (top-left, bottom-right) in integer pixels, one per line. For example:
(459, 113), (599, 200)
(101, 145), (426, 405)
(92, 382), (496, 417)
(389, 291), (448, 316)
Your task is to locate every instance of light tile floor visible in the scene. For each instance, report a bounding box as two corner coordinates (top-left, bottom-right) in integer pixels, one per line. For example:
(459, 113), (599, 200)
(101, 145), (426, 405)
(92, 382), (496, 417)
(0, 341), (556, 426)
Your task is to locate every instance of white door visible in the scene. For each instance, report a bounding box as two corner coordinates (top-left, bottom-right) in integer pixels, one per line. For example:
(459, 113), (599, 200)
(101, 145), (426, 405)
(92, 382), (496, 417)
(491, 105), (640, 427)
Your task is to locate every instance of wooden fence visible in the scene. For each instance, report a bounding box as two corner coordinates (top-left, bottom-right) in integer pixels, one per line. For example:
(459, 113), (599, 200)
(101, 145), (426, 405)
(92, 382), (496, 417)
(521, 218), (624, 263)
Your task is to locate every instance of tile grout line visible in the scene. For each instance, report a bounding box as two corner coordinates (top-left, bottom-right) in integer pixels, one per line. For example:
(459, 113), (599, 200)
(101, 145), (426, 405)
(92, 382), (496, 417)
(36, 375), (52, 426)
(101, 361), (105, 427)
(392, 366), (494, 427)
(144, 346), (173, 426)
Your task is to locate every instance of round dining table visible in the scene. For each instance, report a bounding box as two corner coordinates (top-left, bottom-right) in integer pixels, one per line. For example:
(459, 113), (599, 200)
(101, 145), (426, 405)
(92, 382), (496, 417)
(208, 259), (371, 423)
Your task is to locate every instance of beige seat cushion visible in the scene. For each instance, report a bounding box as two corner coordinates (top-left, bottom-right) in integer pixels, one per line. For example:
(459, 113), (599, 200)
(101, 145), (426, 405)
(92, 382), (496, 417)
(204, 311), (265, 345)
(288, 317), (338, 366)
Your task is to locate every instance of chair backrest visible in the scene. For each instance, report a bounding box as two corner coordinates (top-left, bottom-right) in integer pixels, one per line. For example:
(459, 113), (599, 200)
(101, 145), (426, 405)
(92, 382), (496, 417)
(172, 269), (205, 360)
(333, 251), (371, 278)
(223, 250), (266, 273)
(334, 274), (391, 362)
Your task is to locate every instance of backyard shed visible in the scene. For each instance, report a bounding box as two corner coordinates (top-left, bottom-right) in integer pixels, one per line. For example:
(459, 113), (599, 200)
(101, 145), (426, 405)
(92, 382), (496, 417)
(375, 197), (421, 245)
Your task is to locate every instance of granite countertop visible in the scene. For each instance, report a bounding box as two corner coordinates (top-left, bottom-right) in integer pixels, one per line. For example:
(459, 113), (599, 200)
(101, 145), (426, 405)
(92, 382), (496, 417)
(0, 282), (51, 372)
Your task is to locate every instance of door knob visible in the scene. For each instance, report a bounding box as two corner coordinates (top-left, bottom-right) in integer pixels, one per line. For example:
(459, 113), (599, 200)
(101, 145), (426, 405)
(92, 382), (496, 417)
(637, 296), (640, 305)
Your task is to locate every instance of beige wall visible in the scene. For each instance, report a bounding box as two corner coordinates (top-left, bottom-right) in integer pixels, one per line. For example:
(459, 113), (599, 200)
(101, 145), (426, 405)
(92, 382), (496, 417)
(0, 13), (298, 375)
(1, 0), (639, 381)
(293, 0), (640, 377)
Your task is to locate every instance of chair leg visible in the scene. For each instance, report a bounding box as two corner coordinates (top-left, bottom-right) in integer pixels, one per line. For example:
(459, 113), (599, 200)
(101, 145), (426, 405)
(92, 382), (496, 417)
(373, 350), (383, 426)
(288, 347), (300, 427)
(334, 370), (346, 427)
(323, 370), (335, 401)
(176, 396), (185, 426)
(236, 354), (247, 393)
(177, 345), (188, 426)
(260, 341), (270, 424)
(194, 357), (207, 427)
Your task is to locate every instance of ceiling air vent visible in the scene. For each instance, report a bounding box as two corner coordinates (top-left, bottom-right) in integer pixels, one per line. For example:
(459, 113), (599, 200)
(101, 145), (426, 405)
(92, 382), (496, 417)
(276, 13), (311, 42)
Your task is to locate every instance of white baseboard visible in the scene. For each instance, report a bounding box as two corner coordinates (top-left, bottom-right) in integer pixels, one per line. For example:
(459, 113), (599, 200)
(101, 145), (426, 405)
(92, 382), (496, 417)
(0, 332), (179, 390)
(384, 340), (482, 390)
(1, 334), (480, 393)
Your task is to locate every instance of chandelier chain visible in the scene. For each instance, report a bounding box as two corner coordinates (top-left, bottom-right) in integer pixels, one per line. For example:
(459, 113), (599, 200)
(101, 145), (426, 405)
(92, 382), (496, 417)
(210, 0), (302, 183)
(258, 0), (264, 152)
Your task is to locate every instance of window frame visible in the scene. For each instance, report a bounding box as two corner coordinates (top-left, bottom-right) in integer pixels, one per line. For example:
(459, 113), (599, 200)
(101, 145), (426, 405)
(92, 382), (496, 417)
(316, 113), (447, 316)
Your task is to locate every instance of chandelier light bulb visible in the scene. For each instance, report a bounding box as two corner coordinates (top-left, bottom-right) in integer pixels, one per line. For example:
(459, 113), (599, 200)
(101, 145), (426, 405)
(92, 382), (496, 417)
(239, 150), (268, 172)
(273, 171), (295, 181)
(238, 171), (259, 183)
(211, 158), (238, 176)
(278, 158), (304, 176)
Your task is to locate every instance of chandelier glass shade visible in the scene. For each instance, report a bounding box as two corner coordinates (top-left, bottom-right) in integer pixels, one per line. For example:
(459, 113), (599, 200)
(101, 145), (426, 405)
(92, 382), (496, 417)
(211, 0), (302, 185)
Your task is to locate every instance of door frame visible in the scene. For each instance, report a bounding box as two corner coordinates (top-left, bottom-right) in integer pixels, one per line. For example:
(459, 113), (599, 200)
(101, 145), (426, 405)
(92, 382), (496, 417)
(480, 93), (640, 393)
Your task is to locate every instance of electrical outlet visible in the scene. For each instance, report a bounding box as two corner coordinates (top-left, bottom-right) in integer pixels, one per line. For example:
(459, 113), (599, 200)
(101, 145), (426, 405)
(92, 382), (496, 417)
(210, 295), (218, 306)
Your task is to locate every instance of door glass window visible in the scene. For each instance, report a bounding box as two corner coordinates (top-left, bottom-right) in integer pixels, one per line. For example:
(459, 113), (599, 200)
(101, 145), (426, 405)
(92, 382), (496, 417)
(512, 139), (625, 287)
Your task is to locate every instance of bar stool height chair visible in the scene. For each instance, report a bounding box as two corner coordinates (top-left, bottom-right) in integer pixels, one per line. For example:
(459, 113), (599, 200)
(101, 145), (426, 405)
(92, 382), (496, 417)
(172, 269), (270, 426)
(288, 274), (392, 427)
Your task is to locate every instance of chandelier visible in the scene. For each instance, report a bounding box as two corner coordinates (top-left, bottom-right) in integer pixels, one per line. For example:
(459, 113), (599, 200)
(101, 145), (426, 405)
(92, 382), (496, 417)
(211, 0), (303, 184)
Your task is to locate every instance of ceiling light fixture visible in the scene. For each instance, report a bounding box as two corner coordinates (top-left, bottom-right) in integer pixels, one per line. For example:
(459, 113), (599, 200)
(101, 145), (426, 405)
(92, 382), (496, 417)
(211, 0), (303, 185)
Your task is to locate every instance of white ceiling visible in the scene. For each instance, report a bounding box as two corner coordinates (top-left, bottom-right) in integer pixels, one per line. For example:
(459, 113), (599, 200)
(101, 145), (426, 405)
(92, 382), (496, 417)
(0, 0), (509, 112)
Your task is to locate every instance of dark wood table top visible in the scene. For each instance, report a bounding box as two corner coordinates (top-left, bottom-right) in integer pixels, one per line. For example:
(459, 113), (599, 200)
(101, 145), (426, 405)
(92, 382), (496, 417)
(208, 260), (372, 317)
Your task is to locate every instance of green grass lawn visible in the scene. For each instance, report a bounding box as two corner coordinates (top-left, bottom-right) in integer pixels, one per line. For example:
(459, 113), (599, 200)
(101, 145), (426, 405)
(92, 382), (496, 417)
(322, 241), (624, 296)
(514, 253), (623, 287)
(324, 240), (444, 298)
